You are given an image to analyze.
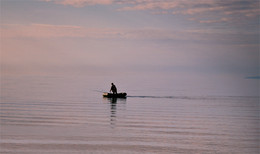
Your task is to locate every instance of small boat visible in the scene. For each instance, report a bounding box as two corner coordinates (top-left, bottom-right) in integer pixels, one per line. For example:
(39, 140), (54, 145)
(103, 92), (127, 98)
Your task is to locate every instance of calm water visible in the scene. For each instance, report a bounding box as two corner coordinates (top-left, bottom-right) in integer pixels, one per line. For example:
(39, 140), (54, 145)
(0, 74), (259, 154)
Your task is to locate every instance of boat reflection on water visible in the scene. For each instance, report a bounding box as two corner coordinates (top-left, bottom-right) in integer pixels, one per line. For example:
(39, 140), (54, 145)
(103, 97), (126, 127)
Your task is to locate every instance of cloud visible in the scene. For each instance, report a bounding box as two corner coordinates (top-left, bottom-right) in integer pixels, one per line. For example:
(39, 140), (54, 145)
(246, 76), (260, 79)
(117, 1), (180, 11)
(198, 18), (229, 24)
(0, 24), (122, 39)
(120, 0), (259, 24)
(44, 0), (259, 24)
(42, 0), (113, 7)
(1, 23), (258, 46)
(1, 24), (83, 38)
(0, 23), (220, 40)
(0, 23), (181, 39)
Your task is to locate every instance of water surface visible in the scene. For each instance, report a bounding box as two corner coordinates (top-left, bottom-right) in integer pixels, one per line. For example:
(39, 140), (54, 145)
(1, 74), (259, 153)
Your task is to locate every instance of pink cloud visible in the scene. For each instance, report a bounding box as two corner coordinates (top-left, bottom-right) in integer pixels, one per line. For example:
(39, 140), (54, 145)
(121, 0), (259, 20)
(0, 24), (123, 39)
(1, 23), (257, 45)
(43, 0), (114, 7)
(199, 18), (229, 24)
(43, 0), (259, 24)
(1, 23), (209, 42)
(1, 24), (85, 38)
(118, 1), (180, 11)
(1, 23), (199, 40)
(181, 6), (225, 15)
(224, 8), (260, 17)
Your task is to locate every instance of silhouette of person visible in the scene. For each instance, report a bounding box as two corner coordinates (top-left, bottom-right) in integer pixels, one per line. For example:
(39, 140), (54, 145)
(110, 83), (117, 94)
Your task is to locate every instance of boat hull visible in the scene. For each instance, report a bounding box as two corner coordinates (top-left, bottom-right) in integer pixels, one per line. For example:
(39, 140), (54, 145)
(103, 93), (127, 98)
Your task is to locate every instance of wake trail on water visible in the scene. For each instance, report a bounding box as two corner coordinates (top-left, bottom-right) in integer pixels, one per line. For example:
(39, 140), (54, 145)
(127, 96), (175, 99)
(127, 95), (254, 100)
(127, 95), (209, 100)
(93, 90), (256, 100)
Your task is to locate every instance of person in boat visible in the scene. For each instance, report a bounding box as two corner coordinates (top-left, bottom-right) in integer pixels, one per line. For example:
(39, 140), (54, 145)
(110, 83), (117, 94)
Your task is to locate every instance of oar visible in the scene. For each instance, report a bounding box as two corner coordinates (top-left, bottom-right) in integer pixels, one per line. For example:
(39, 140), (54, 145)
(93, 90), (107, 93)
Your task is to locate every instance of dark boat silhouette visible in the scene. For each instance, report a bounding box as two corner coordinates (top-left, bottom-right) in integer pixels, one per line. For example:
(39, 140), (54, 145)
(103, 92), (127, 98)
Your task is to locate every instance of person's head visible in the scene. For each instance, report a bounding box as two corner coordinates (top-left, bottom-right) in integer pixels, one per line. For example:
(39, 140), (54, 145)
(111, 83), (114, 85)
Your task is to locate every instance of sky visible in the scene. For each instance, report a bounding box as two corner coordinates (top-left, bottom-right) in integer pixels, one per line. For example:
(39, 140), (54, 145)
(1, 0), (259, 96)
